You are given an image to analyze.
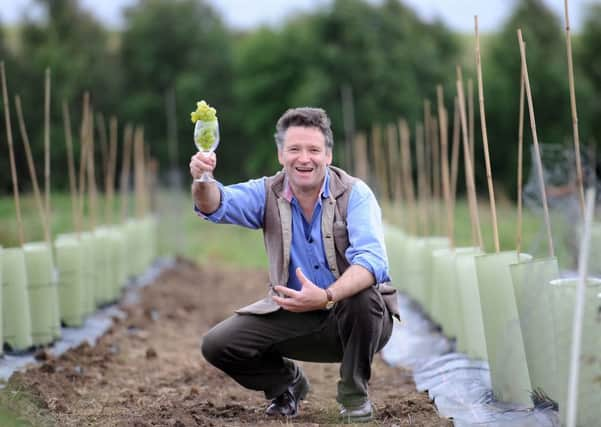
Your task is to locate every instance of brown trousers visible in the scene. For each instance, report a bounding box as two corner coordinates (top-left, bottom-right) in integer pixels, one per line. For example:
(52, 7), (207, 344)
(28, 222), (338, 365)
(201, 285), (393, 407)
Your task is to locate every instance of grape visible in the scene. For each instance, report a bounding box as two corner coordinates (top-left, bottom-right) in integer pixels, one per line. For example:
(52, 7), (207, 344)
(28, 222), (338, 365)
(195, 126), (216, 150)
(190, 100), (218, 123)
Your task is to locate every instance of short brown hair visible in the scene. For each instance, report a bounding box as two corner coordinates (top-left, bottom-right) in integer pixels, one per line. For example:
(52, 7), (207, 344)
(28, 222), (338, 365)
(274, 107), (334, 150)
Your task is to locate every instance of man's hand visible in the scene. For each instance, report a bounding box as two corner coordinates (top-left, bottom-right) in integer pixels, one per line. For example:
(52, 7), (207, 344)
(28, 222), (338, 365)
(272, 268), (328, 312)
(189, 151), (216, 181)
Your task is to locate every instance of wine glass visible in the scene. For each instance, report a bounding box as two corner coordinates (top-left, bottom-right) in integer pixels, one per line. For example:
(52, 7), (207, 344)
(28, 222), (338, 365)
(193, 118), (220, 182)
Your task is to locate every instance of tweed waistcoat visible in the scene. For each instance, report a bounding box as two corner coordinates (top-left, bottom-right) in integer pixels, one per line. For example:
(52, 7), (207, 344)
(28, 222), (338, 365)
(236, 166), (399, 318)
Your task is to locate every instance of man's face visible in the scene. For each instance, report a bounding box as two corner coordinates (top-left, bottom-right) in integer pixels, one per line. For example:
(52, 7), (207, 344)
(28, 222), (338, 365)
(278, 126), (332, 194)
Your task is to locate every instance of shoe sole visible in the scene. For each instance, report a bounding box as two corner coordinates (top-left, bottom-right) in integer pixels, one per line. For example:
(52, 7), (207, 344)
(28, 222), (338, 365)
(341, 414), (374, 423)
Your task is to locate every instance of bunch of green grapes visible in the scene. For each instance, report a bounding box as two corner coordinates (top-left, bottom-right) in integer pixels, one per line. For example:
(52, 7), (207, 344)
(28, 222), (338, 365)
(195, 126), (216, 151)
(190, 100), (217, 123)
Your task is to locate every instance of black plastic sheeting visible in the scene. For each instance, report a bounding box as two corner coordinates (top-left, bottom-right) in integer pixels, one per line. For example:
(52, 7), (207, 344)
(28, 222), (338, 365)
(381, 292), (560, 427)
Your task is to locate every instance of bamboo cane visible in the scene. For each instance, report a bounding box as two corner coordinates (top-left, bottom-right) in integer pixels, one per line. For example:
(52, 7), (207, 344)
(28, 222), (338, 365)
(96, 112), (109, 184)
(399, 119), (418, 235)
(566, 189), (595, 427)
(517, 29), (555, 257)
(353, 132), (369, 183)
(563, 0), (586, 216)
(416, 122), (429, 236)
(134, 126), (145, 219)
(457, 65), (483, 249)
(78, 93), (90, 229)
(475, 16), (500, 253)
(371, 125), (387, 199)
(87, 109), (98, 228)
(386, 123), (403, 206)
(450, 96), (460, 208)
(15, 95), (51, 246)
(62, 101), (81, 234)
(1, 62), (25, 245)
(468, 79), (475, 169)
(423, 101), (433, 231)
(105, 116), (118, 225)
(437, 86), (454, 247)
(44, 68), (51, 233)
(431, 116), (441, 235)
(120, 124), (133, 222)
(517, 55), (526, 257)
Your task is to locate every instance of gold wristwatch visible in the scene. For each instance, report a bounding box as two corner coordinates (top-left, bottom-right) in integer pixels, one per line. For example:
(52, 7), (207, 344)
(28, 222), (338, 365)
(324, 288), (335, 310)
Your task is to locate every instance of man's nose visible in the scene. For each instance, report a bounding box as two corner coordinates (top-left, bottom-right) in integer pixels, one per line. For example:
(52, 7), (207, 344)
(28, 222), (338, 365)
(298, 150), (310, 162)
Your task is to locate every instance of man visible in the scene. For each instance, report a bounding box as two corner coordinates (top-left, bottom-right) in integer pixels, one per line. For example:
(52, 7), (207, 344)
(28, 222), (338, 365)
(190, 107), (398, 423)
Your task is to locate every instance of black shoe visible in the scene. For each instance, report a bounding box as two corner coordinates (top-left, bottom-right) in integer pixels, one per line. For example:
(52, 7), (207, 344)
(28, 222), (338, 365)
(265, 373), (310, 417)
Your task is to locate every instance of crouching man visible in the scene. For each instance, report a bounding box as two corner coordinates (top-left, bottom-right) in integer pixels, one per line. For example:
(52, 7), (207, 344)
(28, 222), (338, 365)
(190, 107), (399, 423)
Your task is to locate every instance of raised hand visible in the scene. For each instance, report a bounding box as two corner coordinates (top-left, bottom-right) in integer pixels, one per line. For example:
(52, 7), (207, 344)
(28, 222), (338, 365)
(272, 268), (328, 312)
(190, 151), (216, 181)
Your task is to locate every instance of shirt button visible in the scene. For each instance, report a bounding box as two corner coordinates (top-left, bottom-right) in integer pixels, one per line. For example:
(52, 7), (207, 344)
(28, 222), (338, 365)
(314, 265), (319, 270)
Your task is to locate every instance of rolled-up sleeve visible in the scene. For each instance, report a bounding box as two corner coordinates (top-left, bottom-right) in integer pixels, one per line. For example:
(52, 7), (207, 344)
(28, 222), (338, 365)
(194, 178), (266, 229)
(345, 180), (390, 284)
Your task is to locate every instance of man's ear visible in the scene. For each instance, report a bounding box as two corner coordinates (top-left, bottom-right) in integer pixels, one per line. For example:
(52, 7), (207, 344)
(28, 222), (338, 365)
(326, 149), (332, 166)
(277, 147), (284, 166)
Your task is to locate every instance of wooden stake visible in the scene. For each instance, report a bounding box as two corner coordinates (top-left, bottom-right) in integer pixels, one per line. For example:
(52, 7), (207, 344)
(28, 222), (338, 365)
(399, 119), (418, 235)
(105, 116), (118, 225)
(1, 61), (25, 245)
(437, 85), (454, 247)
(516, 56), (526, 257)
(15, 95), (51, 246)
(475, 16), (500, 252)
(62, 101), (81, 234)
(564, 0), (586, 216)
(44, 68), (52, 234)
(517, 29), (555, 257)
(450, 96), (461, 210)
(120, 124), (133, 222)
(457, 65), (483, 249)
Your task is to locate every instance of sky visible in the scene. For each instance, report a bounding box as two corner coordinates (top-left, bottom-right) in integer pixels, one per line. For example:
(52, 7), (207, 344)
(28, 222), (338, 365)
(0, 0), (591, 32)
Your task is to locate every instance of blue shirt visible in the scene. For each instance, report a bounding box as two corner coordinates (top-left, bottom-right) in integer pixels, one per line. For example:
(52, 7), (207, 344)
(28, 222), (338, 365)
(194, 168), (390, 290)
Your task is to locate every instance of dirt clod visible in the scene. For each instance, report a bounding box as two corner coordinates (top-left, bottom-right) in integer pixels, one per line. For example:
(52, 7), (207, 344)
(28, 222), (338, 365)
(145, 347), (158, 359)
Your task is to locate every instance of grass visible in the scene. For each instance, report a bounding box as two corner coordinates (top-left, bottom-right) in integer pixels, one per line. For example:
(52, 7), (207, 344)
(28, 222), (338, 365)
(0, 379), (52, 427)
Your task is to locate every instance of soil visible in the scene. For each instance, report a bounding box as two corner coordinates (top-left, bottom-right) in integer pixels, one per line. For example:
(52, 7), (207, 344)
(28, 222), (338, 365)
(8, 259), (451, 426)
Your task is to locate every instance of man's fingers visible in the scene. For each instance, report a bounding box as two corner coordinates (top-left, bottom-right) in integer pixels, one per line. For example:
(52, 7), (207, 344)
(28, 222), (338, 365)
(295, 268), (309, 287)
(274, 285), (298, 298)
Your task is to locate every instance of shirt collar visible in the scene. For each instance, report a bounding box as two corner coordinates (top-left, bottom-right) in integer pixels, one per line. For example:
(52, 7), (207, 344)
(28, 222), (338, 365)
(282, 167), (331, 203)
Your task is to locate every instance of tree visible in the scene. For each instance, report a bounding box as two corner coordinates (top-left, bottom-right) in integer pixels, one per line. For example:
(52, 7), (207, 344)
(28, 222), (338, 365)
(15, 0), (119, 189)
(482, 0), (579, 197)
(578, 3), (601, 149)
(120, 0), (236, 180)
(233, 0), (461, 177)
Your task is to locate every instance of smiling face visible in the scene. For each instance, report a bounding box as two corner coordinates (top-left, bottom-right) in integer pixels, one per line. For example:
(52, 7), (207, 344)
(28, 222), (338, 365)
(278, 126), (332, 196)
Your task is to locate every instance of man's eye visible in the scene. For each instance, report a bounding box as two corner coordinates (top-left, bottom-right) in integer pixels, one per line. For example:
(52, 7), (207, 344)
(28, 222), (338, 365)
(289, 147), (299, 152)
